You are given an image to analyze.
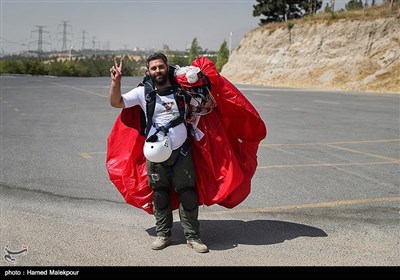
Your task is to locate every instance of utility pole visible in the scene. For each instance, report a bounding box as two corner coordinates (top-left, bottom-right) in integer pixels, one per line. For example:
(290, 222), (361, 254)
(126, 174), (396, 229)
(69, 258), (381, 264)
(31, 25), (50, 60)
(69, 44), (74, 60)
(92, 37), (97, 55)
(80, 29), (88, 50)
(58, 21), (72, 52)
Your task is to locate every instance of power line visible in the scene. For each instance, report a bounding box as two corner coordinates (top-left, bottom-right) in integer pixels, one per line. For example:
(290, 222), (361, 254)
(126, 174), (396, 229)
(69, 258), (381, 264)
(0, 37), (29, 46)
(79, 29), (88, 50)
(31, 25), (50, 60)
(58, 21), (72, 52)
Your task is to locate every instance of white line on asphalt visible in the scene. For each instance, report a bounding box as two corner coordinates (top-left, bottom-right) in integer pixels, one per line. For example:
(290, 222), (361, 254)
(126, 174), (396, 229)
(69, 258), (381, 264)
(313, 100), (340, 104)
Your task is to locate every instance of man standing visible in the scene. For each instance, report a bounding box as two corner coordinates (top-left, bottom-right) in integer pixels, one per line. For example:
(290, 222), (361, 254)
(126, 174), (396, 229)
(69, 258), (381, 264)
(108, 53), (209, 253)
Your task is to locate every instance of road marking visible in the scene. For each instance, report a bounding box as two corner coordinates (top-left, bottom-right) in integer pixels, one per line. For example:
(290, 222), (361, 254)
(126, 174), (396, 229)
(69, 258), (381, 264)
(237, 87), (324, 92)
(205, 197), (400, 215)
(257, 138), (400, 169)
(79, 151), (106, 159)
(327, 144), (399, 162)
(52, 82), (106, 98)
(82, 151), (399, 169)
(257, 161), (399, 169)
(3, 100), (21, 112)
(79, 152), (92, 159)
(251, 93), (271, 97)
(260, 138), (400, 147)
(313, 99), (340, 105)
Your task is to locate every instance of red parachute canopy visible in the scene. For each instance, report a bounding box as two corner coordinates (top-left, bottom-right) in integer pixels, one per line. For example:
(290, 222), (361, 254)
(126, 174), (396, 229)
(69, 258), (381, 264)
(106, 57), (267, 214)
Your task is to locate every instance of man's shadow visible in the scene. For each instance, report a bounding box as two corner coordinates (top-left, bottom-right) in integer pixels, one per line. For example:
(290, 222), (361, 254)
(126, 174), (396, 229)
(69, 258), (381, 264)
(146, 219), (327, 251)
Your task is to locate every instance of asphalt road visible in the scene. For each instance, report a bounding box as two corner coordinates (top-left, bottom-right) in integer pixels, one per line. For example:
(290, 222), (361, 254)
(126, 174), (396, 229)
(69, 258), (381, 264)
(1, 75), (399, 268)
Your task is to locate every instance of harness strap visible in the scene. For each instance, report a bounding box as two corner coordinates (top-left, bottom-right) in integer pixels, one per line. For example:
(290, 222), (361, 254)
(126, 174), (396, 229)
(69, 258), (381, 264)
(144, 87), (189, 137)
(164, 138), (190, 176)
(153, 117), (183, 136)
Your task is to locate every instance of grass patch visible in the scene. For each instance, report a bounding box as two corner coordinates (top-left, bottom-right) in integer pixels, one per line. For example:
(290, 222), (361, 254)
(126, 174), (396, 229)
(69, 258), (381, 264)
(258, 3), (399, 31)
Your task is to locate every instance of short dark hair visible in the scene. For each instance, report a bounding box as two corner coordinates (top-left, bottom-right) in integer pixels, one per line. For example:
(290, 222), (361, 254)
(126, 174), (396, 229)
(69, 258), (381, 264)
(146, 52), (168, 68)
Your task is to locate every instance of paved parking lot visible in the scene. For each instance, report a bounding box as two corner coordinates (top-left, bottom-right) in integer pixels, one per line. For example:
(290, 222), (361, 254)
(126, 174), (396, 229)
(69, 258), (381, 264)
(1, 75), (399, 267)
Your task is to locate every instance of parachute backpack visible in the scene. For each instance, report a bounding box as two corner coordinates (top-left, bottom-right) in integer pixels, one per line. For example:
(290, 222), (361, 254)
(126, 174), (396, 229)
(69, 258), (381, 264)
(174, 65), (216, 122)
(140, 64), (215, 141)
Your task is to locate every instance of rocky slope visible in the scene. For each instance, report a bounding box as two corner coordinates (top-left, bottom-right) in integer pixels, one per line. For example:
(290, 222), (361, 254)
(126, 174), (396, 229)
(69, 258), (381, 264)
(221, 16), (400, 93)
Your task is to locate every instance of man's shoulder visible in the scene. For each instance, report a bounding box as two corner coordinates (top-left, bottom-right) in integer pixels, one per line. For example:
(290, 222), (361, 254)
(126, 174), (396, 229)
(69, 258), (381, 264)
(124, 85), (145, 100)
(130, 85), (145, 93)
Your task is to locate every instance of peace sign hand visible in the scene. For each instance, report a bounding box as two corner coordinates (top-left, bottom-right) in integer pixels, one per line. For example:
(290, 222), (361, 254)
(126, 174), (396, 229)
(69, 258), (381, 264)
(110, 56), (124, 82)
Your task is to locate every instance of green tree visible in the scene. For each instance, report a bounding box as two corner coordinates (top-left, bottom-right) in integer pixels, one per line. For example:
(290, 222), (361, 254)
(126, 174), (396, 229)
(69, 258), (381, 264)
(345, 0), (363, 10)
(188, 38), (202, 65)
(324, 2), (333, 13)
(74, 60), (91, 77)
(0, 59), (19, 74)
(215, 40), (229, 72)
(47, 61), (64, 76)
(166, 50), (189, 67)
(0, 55), (145, 77)
(253, 0), (323, 24)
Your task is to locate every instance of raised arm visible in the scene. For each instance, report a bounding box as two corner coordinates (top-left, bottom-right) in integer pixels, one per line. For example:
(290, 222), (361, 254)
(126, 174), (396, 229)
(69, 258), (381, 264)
(108, 57), (125, 108)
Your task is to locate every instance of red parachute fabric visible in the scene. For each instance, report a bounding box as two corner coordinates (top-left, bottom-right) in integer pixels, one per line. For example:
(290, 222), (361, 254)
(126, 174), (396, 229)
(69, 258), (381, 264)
(106, 57), (267, 214)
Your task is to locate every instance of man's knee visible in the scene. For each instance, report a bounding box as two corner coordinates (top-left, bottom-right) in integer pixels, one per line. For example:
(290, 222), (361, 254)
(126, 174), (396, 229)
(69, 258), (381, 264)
(153, 187), (170, 211)
(178, 187), (198, 212)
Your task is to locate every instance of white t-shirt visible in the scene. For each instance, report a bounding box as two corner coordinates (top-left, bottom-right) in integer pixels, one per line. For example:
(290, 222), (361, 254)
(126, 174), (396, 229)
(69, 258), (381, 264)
(121, 86), (187, 150)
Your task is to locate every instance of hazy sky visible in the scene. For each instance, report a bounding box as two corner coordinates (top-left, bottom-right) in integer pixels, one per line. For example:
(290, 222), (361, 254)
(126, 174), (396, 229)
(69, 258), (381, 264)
(1, 0), (383, 54)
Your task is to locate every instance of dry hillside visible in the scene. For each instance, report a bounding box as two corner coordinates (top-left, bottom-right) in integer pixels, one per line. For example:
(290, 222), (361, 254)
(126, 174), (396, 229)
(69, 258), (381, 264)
(222, 9), (400, 94)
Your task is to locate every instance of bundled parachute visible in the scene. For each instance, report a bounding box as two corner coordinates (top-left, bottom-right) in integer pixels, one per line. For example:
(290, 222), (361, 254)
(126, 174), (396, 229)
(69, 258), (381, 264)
(106, 57), (267, 214)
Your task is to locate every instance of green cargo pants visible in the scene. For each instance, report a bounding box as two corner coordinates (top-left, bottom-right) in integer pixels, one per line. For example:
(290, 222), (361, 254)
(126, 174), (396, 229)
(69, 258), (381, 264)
(146, 144), (200, 240)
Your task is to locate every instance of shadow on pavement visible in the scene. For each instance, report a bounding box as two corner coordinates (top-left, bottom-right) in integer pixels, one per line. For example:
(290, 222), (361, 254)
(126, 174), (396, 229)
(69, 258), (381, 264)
(146, 219), (327, 251)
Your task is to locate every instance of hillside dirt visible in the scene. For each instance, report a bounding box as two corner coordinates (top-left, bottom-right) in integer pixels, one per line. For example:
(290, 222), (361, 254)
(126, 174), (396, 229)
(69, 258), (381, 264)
(221, 16), (400, 94)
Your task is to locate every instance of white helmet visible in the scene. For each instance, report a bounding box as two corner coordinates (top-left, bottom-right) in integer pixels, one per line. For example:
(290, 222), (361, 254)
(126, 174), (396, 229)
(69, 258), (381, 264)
(143, 135), (172, 163)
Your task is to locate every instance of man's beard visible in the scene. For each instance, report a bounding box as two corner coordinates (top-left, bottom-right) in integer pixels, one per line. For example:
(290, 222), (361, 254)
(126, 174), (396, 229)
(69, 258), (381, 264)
(151, 72), (168, 86)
